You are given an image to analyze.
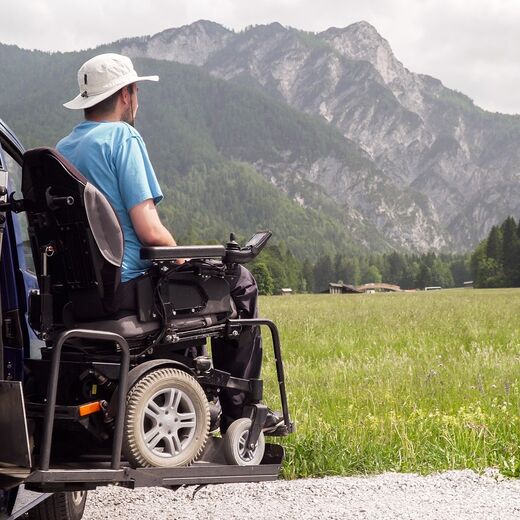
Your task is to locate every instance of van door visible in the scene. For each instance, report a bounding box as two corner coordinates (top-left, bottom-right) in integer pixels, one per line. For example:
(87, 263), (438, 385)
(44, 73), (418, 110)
(0, 146), (28, 379)
(0, 142), (32, 479)
(0, 145), (43, 367)
(0, 145), (7, 381)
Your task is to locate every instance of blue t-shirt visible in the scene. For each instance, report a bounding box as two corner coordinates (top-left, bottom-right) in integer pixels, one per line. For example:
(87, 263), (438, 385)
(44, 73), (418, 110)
(57, 121), (163, 282)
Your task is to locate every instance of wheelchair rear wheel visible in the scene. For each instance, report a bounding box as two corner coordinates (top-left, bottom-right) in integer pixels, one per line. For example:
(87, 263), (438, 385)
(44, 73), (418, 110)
(123, 367), (210, 468)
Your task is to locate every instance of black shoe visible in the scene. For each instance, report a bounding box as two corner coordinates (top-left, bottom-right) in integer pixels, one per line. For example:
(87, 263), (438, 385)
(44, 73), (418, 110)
(219, 414), (233, 435)
(209, 414), (221, 435)
(262, 409), (285, 434)
(209, 400), (222, 435)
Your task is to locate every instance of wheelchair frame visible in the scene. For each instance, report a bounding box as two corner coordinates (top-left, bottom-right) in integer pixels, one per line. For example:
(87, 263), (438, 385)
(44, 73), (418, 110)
(27, 315), (292, 493)
(0, 137), (294, 503)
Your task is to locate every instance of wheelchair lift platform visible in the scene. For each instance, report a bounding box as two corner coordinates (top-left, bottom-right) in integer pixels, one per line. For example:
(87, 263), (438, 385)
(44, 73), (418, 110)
(24, 441), (284, 493)
(0, 380), (285, 493)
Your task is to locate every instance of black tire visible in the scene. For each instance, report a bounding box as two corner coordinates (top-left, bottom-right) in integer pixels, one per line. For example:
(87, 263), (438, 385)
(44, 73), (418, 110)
(27, 491), (87, 520)
(223, 418), (265, 466)
(123, 367), (210, 468)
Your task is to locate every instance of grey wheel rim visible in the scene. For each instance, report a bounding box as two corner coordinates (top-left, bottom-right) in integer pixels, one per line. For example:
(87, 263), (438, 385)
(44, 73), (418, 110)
(237, 430), (257, 462)
(142, 387), (197, 458)
(71, 491), (85, 506)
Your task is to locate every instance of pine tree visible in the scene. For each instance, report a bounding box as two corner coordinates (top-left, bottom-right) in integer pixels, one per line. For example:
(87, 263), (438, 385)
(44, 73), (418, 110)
(313, 255), (334, 292)
(251, 262), (274, 295)
(486, 225), (502, 262)
(417, 264), (432, 289)
(345, 258), (361, 286)
(362, 265), (382, 283)
(501, 217), (520, 286)
(302, 259), (315, 292)
(386, 251), (405, 284)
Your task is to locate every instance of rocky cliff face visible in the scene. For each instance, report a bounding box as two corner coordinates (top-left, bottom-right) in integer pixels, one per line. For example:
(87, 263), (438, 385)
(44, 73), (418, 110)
(122, 20), (233, 66)
(121, 20), (520, 251)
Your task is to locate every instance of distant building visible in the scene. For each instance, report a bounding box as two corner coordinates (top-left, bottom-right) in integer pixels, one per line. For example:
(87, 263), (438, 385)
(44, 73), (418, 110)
(463, 281), (474, 288)
(279, 288), (293, 295)
(328, 282), (362, 294)
(425, 286), (442, 291)
(328, 282), (403, 294)
(356, 283), (401, 293)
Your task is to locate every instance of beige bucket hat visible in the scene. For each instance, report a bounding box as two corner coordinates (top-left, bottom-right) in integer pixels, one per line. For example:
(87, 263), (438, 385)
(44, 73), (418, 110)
(64, 53), (159, 110)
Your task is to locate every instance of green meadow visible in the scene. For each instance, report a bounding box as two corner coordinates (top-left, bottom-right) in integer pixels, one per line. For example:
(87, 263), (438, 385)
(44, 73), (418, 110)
(259, 289), (520, 478)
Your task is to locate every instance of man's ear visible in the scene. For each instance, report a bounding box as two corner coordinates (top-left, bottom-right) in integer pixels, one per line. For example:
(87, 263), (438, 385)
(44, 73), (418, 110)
(120, 86), (131, 106)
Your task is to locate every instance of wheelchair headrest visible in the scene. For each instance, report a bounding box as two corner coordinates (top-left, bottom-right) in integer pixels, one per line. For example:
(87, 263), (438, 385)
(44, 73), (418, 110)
(22, 147), (124, 317)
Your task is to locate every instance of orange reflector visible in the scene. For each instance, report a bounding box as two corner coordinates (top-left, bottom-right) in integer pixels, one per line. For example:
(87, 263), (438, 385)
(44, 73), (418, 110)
(79, 401), (102, 417)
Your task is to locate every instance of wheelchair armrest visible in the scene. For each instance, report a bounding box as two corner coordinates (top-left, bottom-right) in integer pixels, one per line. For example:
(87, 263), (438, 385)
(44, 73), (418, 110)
(140, 245), (226, 261)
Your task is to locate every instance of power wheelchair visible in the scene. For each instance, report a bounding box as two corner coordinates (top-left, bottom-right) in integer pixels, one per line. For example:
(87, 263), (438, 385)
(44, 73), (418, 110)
(15, 147), (293, 476)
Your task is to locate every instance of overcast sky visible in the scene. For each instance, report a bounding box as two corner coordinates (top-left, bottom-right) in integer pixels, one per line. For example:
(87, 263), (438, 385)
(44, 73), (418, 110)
(2, 0), (520, 114)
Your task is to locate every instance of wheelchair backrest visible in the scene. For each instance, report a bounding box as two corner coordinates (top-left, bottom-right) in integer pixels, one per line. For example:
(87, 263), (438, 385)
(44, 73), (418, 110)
(22, 147), (124, 323)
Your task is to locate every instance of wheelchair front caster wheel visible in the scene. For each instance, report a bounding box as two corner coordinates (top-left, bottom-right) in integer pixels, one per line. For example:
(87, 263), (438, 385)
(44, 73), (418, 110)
(123, 368), (210, 468)
(223, 418), (265, 466)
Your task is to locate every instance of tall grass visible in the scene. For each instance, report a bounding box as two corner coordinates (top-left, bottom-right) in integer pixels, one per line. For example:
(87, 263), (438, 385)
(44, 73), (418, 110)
(259, 289), (520, 478)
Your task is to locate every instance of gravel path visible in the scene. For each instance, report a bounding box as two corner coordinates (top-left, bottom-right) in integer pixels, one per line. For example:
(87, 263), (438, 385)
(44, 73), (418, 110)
(83, 469), (520, 519)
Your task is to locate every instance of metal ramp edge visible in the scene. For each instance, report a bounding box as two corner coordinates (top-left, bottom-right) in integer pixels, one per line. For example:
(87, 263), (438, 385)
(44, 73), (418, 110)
(24, 444), (284, 493)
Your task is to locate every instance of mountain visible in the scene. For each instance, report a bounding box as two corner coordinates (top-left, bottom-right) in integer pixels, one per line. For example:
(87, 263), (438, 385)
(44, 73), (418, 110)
(3, 20), (519, 255)
(120, 20), (520, 251)
(0, 44), (389, 258)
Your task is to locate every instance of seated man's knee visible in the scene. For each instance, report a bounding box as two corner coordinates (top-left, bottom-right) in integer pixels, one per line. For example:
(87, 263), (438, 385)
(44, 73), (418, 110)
(228, 265), (259, 318)
(238, 265), (257, 288)
(229, 264), (257, 292)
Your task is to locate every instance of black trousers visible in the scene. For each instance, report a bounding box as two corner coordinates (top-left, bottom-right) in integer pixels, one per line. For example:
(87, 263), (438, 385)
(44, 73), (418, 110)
(211, 265), (263, 430)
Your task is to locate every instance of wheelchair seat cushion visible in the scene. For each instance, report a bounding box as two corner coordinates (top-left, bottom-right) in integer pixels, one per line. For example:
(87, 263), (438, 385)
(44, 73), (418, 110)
(75, 315), (161, 339)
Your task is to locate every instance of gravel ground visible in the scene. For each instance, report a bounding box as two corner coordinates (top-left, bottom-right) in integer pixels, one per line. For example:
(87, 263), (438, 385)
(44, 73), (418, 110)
(83, 469), (520, 520)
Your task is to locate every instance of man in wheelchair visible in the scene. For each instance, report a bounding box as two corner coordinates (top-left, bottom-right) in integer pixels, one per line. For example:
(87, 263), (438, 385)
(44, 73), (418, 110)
(17, 53), (292, 471)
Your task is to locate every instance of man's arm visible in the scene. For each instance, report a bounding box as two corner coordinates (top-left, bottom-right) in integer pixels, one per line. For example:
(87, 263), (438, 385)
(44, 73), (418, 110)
(129, 198), (176, 246)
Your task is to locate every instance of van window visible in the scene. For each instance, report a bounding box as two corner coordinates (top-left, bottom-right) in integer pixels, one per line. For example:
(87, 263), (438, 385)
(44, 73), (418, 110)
(3, 152), (35, 273)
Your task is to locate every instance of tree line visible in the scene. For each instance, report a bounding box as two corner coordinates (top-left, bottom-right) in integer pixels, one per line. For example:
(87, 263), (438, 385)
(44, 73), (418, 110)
(250, 245), (471, 295)
(252, 214), (520, 295)
(471, 216), (520, 288)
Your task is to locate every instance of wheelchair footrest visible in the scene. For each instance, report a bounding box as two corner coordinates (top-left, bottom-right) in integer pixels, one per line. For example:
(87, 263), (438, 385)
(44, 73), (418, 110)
(264, 422), (294, 437)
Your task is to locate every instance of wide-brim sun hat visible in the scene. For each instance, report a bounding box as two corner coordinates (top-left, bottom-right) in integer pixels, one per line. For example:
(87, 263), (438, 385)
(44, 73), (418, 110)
(64, 53), (159, 110)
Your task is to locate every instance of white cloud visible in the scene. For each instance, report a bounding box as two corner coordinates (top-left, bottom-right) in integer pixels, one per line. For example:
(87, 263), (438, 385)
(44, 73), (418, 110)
(1, 0), (520, 113)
